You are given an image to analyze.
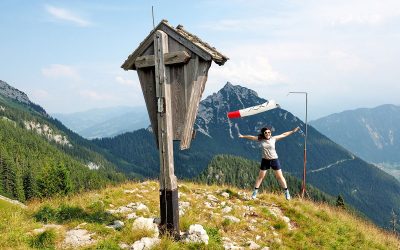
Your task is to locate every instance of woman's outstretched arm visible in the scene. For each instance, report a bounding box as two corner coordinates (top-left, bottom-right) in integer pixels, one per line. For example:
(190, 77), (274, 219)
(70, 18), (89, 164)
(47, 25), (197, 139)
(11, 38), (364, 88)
(238, 133), (258, 141)
(274, 127), (300, 141)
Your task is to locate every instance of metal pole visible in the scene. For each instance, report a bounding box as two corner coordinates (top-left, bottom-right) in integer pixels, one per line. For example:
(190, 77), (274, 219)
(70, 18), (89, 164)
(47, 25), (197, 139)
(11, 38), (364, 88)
(151, 6), (155, 29)
(288, 92), (308, 198)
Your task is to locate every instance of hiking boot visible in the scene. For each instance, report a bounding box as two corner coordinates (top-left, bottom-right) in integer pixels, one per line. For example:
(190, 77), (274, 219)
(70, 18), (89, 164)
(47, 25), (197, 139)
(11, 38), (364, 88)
(285, 190), (291, 200)
(251, 190), (258, 199)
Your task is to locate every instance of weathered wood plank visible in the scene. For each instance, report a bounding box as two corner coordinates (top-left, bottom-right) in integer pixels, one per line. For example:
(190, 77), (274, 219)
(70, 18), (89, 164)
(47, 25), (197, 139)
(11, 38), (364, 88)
(168, 41), (192, 140)
(135, 51), (191, 69)
(165, 51), (191, 65)
(176, 54), (199, 144)
(154, 30), (177, 191)
(135, 55), (155, 68)
(159, 25), (212, 62)
(136, 44), (158, 145)
(180, 60), (211, 149)
(184, 55), (199, 109)
(168, 65), (185, 140)
(137, 69), (158, 145)
(122, 38), (154, 70)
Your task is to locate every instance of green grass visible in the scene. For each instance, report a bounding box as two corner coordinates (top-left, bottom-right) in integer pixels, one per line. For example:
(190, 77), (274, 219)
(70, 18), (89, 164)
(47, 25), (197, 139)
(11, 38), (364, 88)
(29, 229), (57, 249)
(0, 199), (38, 250)
(34, 203), (118, 225)
(0, 181), (399, 249)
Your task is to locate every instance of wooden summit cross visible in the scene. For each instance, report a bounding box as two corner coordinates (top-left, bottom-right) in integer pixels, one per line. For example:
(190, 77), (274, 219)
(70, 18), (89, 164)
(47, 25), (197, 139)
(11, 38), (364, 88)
(122, 20), (228, 238)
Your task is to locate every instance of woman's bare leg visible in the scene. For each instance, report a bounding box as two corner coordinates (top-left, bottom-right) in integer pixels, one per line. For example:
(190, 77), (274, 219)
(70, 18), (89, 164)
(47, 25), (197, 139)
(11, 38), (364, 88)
(273, 169), (287, 189)
(254, 170), (267, 188)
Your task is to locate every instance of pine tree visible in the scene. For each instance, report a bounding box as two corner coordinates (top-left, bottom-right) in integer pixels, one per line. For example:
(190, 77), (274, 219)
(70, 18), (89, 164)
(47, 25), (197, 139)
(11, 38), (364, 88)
(14, 165), (25, 201)
(54, 163), (73, 195)
(390, 209), (398, 233)
(23, 168), (37, 200)
(38, 162), (72, 197)
(336, 194), (345, 208)
(0, 154), (16, 198)
(0, 151), (4, 195)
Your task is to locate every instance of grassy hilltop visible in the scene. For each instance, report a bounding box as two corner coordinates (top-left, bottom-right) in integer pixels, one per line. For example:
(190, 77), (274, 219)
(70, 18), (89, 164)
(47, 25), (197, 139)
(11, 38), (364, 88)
(1, 181), (399, 250)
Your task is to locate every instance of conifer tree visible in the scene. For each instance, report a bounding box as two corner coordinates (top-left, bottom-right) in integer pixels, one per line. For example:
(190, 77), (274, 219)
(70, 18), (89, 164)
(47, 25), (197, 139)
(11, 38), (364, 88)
(23, 168), (37, 200)
(336, 194), (345, 208)
(0, 154), (16, 198)
(390, 209), (398, 233)
(0, 153), (3, 196)
(14, 165), (25, 201)
(38, 163), (73, 197)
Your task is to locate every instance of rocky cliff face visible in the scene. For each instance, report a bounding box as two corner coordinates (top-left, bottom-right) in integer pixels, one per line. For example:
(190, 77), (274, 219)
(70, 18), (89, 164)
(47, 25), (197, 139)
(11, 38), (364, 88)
(0, 80), (31, 104)
(0, 80), (47, 116)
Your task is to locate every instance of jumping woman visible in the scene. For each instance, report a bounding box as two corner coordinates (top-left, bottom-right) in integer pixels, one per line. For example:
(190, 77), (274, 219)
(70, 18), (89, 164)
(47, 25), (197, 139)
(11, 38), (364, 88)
(239, 126), (300, 200)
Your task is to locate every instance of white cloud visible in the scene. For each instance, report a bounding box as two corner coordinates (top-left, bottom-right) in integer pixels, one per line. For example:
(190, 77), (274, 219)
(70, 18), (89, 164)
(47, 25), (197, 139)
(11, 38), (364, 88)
(79, 90), (114, 101)
(45, 5), (91, 27)
(115, 76), (135, 86)
(310, 0), (400, 27)
(201, 17), (272, 31)
(31, 90), (49, 99)
(42, 64), (80, 81)
(212, 56), (287, 86)
(327, 50), (371, 71)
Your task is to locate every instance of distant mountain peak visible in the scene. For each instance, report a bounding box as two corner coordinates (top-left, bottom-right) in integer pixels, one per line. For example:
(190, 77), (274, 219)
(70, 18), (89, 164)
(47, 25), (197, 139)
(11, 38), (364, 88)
(201, 82), (262, 109)
(220, 82), (259, 100)
(196, 83), (265, 137)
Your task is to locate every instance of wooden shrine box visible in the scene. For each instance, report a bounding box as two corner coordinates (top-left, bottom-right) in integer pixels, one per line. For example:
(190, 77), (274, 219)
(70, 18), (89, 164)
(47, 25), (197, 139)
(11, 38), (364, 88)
(121, 20), (228, 150)
(121, 20), (228, 237)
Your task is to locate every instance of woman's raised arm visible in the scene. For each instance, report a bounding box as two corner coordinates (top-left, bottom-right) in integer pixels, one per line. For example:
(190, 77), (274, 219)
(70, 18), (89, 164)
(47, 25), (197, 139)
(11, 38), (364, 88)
(274, 127), (300, 141)
(238, 133), (258, 141)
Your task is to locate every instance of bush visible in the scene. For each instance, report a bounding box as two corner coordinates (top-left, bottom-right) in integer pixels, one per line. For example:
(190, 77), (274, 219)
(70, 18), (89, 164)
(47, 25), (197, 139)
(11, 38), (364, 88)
(29, 230), (56, 249)
(56, 204), (87, 223)
(34, 205), (57, 223)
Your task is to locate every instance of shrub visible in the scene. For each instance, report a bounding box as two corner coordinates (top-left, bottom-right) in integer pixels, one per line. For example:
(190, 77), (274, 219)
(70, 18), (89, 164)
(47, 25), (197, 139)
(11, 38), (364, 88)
(34, 205), (57, 223)
(56, 204), (87, 223)
(29, 229), (56, 249)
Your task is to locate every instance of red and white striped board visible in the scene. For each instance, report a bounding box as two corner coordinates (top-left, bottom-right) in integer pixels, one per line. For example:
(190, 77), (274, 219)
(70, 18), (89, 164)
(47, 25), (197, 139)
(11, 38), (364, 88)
(227, 100), (280, 119)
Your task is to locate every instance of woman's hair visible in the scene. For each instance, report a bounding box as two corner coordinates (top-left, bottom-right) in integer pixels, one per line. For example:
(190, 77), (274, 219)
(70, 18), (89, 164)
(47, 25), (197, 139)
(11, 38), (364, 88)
(258, 127), (272, 140)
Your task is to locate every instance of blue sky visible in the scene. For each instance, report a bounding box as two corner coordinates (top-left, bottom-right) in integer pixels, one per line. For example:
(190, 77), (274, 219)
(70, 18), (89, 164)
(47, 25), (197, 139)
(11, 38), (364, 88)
(1, 0), (400, 120)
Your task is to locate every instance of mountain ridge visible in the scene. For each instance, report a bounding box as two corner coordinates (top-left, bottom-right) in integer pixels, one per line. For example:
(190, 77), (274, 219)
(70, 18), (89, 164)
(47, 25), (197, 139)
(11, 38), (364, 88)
(310, 104), (400, 180)
(0, 80), (47, 116)
(52, 106), (149, 139)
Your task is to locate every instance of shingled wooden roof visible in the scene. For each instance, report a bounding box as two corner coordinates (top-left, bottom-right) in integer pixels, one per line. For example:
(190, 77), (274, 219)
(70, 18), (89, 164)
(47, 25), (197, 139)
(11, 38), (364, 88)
(121, 20), (229, 70)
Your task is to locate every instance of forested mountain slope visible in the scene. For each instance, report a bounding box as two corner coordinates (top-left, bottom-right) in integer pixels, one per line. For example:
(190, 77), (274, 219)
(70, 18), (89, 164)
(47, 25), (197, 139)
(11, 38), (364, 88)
(197, 154), (335, 204)
(0, 80), (126, 201)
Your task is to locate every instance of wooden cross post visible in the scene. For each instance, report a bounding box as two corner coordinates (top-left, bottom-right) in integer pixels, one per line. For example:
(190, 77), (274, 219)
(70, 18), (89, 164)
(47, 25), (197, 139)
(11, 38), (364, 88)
(154, 30), (179, 238)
